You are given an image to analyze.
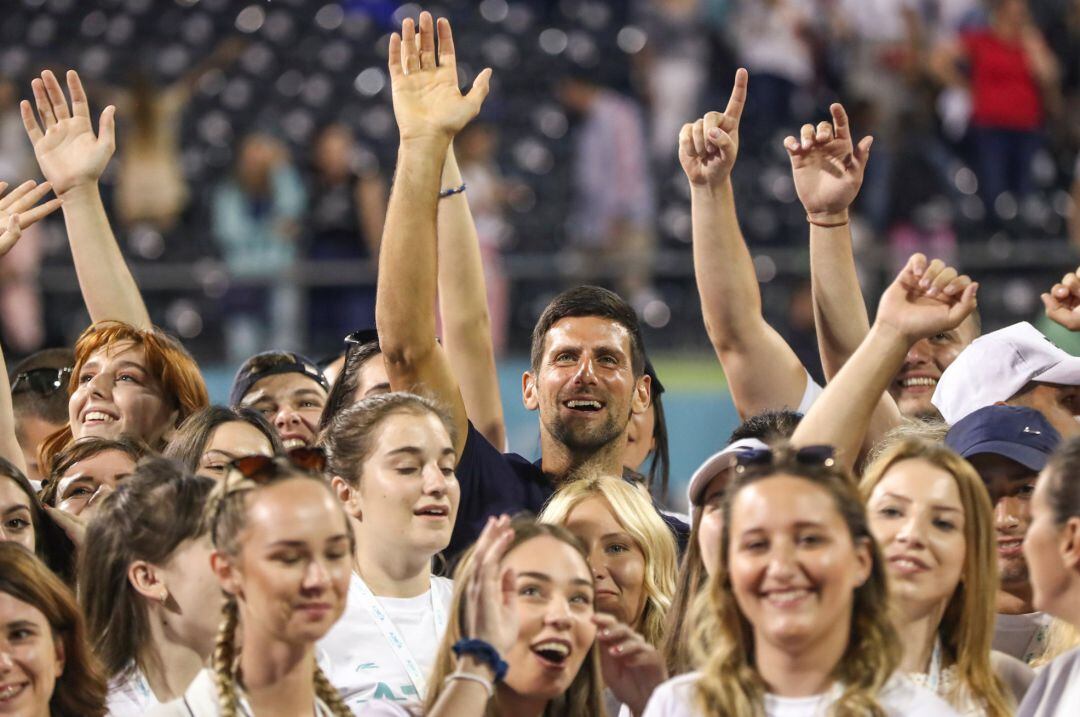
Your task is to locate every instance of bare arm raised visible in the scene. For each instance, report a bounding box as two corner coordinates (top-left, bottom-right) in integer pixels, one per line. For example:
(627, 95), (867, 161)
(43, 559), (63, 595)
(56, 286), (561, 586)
(21, 69), (151, 329)
(375, 12), (491, 459)
(683, 69), (811, 418)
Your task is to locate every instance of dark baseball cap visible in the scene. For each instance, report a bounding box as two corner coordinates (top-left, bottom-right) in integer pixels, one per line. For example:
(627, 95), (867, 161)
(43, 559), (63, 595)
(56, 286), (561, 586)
(229, 351), (330, 407)
(944, 405), (1061, 471)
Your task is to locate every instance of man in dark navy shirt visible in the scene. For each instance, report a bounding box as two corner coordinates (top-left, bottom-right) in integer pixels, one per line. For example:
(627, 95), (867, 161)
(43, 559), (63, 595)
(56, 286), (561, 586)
(374, 15), (684, 560)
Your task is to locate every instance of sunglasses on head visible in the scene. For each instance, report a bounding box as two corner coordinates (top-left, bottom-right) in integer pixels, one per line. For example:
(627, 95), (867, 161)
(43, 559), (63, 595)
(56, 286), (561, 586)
(733, 445), (836, 474)
(11, 367), (72, 395)
(227, 447), (328, 484)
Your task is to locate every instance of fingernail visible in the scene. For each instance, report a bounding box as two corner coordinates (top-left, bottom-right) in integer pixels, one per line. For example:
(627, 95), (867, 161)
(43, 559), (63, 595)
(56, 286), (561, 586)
(601, 629), (610, 637)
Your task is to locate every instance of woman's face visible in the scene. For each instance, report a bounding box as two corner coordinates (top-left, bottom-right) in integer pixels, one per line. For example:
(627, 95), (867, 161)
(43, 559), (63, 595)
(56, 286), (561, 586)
(623, 403), (656, 472)
(155, 535), (223, 657)
(69, 341), (177, 445)
(1024, 470), (1076, 620)
(502, 535), (596, 701)
(867, 459), (966, 617)
(563, 496), (646, 628)
(0, 591), (64, 715)
(698, 470), (732, 577)
(197, 421), (275, 480)
(353, 412), (459, 556)
(55, 450), (136, 518)
(727, 475), (871, 654)
(219, 480), (351, 646)
(0, 479), (35, 554)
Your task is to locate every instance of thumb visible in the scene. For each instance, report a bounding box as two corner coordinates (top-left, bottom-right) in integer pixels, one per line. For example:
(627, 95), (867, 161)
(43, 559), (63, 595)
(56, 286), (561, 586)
(465, 68), (492, 112)
(98, 105), (116, 152)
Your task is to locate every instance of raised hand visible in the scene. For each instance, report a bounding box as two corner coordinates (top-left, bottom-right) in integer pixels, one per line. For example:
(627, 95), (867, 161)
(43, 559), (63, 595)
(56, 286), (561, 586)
(20, 70), (116, 197)
(0, 180), (62, 256)
(464, 515), (517, 657)
(593, 612), (668, 716)
(785, 103), (873, 222)
(1041, 266), (1080, 331)
(876, 253), (978, 344)
(388, 12), (492, 143)
(678, 69), (747, 188)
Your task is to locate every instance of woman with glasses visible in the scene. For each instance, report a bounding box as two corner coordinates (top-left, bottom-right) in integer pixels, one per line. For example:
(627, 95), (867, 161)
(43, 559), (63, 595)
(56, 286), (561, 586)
(317, 392), (459, 708)
(164, 405), (283, 481)
(152, 448), (354, 716)
(78, 458), (219, 714)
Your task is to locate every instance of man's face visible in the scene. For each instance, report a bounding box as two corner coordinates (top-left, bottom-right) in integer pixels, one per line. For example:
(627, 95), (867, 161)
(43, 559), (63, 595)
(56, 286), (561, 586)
(1006, 383), (1080, 439)
(523, 317), (648, 454)
(968, 453), (1039, 590)
(241, 373), (327, 450)
(890, 318), (978, 418)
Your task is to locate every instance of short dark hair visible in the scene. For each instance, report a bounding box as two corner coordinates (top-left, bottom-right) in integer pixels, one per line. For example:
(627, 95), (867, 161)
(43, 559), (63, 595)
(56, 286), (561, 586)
(727, 409), (803, 444)
(163, 405), (284, 473)
(318, 339), (383, 430)
(1044, 436), (1080, 525)
(10, 347), (74, 427)
(529, 286), (645, 376)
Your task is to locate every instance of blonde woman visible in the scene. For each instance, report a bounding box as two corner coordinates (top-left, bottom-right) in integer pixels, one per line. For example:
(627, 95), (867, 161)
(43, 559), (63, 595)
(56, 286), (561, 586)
(643, 445), (958, 716)
(861, 438), (1032, 715)
(151, 451), (353, 716)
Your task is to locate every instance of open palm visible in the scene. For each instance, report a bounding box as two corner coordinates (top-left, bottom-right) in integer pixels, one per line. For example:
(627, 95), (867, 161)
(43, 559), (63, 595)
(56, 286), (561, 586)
(786, 103), (872, 217)
(0, 180), (62, 256)
(21, 70), (115, 196)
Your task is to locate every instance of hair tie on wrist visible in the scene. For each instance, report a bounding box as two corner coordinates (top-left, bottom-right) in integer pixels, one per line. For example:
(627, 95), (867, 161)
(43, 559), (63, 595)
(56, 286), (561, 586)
(807, 214), (849, 228)
(452, 638), (508, 682)
(439, 182), (467, 199)
(444, 671), (494, 698)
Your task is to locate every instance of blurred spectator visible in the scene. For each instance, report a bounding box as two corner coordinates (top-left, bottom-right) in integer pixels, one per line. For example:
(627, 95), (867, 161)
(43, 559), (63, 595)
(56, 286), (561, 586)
(932, 0), (1060, 211)
(211, 132), (306, 363)
(556, 74), (657, 306)
(305, 123), (386, 355)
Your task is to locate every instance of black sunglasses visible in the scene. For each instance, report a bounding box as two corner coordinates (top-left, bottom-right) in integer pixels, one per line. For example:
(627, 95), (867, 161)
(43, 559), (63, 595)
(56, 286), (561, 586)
(227, 447), (328, 484)
(11, 367), (72, 394)
(734, 445), (836, 474)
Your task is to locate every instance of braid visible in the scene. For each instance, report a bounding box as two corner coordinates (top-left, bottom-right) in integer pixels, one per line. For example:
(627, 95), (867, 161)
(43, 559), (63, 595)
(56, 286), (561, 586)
(313, 664), (352, 717)
(212, 597), (240, 717)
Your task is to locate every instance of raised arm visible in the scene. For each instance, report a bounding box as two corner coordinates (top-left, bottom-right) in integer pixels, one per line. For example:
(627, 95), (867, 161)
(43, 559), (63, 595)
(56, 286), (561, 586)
(0, 181), (64, 475)
(375, 12), (491, 459)
(437, 145), (506, 449)
(682, 69), (811, 418)
(21, 69), (151, 329)
(792, 254), (977, 470)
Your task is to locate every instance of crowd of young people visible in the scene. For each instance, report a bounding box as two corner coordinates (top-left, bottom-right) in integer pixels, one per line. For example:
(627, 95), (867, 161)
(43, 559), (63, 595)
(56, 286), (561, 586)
(3, 8), (1080, 717)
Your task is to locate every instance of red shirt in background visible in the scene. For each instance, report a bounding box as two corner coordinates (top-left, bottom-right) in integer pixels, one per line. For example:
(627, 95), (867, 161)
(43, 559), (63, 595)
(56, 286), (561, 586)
(962, 30), (1043, 130)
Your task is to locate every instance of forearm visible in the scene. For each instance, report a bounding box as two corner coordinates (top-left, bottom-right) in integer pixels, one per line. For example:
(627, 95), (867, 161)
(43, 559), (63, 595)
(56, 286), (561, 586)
(809, 215), (871, 378)
(792, 322), (909, 469)
(59, 183), (151, 329)
(437, 146), (506, 448)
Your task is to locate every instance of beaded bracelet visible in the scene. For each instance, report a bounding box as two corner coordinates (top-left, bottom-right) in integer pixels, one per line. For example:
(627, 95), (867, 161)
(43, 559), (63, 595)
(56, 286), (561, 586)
(452, 638), (508, 682)
(439, 182), (467, 199)
(444, 671), (494, 699)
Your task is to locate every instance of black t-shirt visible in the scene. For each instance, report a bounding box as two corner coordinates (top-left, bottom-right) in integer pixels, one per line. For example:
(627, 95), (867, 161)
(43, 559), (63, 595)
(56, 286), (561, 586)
(448, 422), (689, 562)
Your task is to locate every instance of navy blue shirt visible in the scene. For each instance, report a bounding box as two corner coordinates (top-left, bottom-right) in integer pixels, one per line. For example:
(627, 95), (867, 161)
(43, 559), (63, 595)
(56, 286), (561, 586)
(448, 422), (688, 562)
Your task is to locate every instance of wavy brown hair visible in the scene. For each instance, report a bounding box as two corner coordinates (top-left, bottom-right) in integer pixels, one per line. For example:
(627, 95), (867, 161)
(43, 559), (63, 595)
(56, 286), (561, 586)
(661, 506), (707, 675)
(692, 443), (900, 717)
(860, 438), (1012, 717)
(0, 542), (107, 717)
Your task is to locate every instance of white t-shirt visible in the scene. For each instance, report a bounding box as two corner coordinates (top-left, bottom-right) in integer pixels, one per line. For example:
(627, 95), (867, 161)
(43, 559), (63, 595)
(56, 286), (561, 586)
(994, 612), (1051, 664)
(148, 668), (335, 717)
(1018, 646), (1080, 717)
(107, 668), (162, 716)
(317, 574), (454, 709)
(797, 372), (824, 415)
(642, 672), (959, 717)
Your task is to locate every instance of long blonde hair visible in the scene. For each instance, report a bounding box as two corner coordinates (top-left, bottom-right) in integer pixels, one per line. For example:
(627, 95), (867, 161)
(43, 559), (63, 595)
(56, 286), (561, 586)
(424, 517), (607, 717)
(661, 506), (708, 675)
(538, 475), (677, 648)
(859, 438), (1012, 717)
(207, 458), (354, 717)
(693, 444), (900, 717)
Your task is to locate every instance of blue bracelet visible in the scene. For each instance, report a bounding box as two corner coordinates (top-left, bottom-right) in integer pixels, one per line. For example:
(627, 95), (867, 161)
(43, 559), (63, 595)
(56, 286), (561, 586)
(452, 638), (508, 682)
(439, 182), (467, 199)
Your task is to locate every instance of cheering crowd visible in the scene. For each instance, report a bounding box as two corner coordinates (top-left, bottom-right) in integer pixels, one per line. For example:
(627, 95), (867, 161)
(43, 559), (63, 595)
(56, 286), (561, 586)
(5, 7), (1080, 717)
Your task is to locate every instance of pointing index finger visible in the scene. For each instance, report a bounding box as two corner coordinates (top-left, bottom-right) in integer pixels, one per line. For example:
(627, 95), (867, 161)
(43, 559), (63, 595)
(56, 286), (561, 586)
(723, 68), (748, 124)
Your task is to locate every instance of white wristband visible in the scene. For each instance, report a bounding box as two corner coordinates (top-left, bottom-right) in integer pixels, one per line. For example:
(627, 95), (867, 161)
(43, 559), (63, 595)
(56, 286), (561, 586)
(443, 671), (494, 699)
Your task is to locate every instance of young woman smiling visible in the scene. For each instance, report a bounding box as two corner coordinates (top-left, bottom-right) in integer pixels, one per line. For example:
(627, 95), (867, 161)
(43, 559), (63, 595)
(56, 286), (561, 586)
(860, 438), (1028, 715)
(643, 445), (958, 716)
(151, 451), (354, 717)
(318, 393), (459, 708)
(0, 541), (107, 717)
(78, 459), (219, 714)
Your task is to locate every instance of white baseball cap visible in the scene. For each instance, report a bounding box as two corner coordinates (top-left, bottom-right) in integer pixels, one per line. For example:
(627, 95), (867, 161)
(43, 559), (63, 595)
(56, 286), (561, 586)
(686, 438), (768, 522)
(931, 321), (1080, 425)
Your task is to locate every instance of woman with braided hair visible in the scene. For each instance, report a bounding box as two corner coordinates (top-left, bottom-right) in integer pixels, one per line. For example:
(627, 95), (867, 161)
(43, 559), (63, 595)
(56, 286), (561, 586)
(150, 450), (354, 717)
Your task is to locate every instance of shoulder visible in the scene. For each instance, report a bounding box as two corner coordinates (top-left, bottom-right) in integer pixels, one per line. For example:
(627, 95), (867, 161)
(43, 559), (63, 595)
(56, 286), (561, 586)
(643, 672), (701, 717)
(456, 421), (545, 491)
(990, 649), (1036, 703)
(431, 575), (455, 602)
(1019, 646), (1080, 717)
(880, 673), (960, 716)
(148, 669), (219, 717)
